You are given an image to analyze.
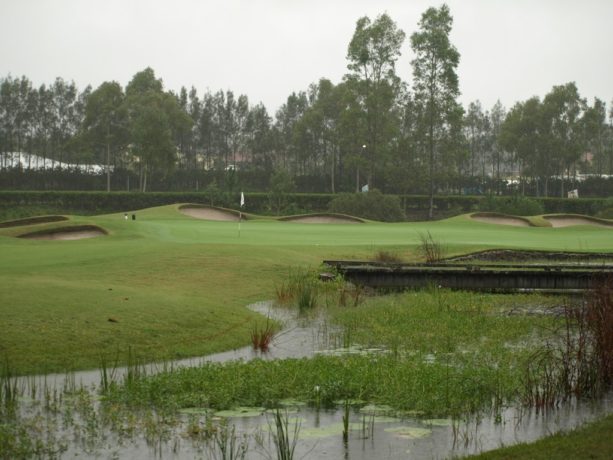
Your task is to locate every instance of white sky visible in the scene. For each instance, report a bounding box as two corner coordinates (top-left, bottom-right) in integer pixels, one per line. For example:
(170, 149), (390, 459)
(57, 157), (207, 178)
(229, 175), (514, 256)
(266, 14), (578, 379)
(1, 0), (611, 115)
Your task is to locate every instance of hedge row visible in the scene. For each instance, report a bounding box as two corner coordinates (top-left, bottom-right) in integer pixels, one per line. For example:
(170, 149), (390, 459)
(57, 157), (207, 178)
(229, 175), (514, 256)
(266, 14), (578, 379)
(0, 190), (609, 221)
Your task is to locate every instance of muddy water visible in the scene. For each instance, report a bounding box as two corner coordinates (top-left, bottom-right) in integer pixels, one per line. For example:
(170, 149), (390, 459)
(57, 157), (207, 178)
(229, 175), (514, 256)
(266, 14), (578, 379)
(10, 301), (613, 459)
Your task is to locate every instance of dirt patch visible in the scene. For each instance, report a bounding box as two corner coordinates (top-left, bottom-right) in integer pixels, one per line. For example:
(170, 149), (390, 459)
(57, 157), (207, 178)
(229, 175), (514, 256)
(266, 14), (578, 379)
(0, 215), (68, 228)
(281, 214), (364, 224)
(179, 205), (240, 222)
(19, 225), (107, 241)
(544, 215), (613, 228)
(470, 212), (532, 227)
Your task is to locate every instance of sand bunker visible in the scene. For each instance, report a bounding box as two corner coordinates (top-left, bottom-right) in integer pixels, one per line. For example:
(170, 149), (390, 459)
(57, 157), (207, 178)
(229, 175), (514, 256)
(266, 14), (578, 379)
(19, 225), (106, 241)
(282, 214), (363, 224)
(544, 216), (613, 228)
(0, 215), (68, 228)
(470, 213), (532, 227)
(180, 206), (240, 222)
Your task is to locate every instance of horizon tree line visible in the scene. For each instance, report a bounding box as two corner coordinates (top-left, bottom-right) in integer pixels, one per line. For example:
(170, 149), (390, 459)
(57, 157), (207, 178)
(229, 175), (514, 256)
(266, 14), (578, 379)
(1, 5), (612, 206)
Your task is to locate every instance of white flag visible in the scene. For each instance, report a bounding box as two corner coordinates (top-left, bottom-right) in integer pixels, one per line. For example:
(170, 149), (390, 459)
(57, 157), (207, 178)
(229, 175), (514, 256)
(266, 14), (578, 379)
(240, 192), (245, 207)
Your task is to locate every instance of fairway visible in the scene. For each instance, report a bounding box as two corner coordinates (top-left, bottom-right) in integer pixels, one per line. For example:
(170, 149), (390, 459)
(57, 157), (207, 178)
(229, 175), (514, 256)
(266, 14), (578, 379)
(1, 204), (613, 374)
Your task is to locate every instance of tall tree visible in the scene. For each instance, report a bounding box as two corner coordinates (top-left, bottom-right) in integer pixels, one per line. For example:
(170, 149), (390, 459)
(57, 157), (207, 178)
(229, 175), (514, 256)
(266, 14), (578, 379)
(345, 13), (405, 189)
(410, 4), (462, 218)
(541, 82), (585, 196)
(489, 100), (507, 193)
(82, 81), (128, 191)
(124, 68), (191, 191)
(581, 98), (607, 175)
(499, 97), (542, 195)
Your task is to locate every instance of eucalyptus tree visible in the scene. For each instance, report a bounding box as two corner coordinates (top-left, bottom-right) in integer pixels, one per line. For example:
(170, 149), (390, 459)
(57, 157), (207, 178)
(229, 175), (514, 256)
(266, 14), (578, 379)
(410, 4), (462, 218)
(49, 78), (79, 165)
(228, 94), (249, 169)
(345, 13), (405, 189)
(275, 91), (309, 172)
(499, 97), (542, 195)
(0, 76), (22, 163)
(183, 86), (202, 170)
(489, 100), (507, 192)
(82, 81), (128, 191)
(246, 102), (274, 173)
(197, 91), (215, 170)
(541, 82), (585, 196)
(0, 76), (37, 164)
(464, 101), (491, 181)
(581, 98), (607, 175)
(34, 84), (55, 167)
(313, 79), (347, 193)
(124, 68), (191, 191)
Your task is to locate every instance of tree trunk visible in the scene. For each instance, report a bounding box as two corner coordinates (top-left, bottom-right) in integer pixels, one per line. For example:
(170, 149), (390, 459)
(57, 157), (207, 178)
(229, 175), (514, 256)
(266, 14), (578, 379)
(330, 146), (335, 194)
(142, 166), (148, 192)
(106, 140), (111, 193)
(428, 117), (435, 220)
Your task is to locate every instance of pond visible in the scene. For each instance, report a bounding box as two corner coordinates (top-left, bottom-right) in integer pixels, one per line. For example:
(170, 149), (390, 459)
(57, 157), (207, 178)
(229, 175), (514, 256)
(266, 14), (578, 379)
(6, 301), (613, 459)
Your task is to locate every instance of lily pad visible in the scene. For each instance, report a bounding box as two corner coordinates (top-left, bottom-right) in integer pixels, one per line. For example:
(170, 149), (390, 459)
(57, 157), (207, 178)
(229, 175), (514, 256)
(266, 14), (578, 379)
(214, 407), (265, 418)
(384, 426), (432, 439)
(359, 404), (395, 416)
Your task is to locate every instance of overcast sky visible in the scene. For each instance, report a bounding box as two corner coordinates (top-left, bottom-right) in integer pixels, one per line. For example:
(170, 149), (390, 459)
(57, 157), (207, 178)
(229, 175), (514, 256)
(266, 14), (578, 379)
(1, 0), (611, 115)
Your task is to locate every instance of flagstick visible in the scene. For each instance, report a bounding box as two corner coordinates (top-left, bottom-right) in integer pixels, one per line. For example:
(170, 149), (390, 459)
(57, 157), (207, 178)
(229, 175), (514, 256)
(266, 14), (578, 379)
(238, 210), (241, 237)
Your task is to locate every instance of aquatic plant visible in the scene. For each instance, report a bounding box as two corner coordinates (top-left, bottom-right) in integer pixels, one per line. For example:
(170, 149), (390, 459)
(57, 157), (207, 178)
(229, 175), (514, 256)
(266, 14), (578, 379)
(209, 420), (248, 460)
(521, 279), (613, 407)
(0, 359), (19, 415)
(251, 319), (276, 352)
(274, 267), (320, 312)
(270, 409), (299, 460)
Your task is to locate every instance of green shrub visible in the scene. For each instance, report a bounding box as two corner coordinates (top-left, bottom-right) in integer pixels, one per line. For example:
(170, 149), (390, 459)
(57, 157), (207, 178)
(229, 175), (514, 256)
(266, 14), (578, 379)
(479, 195), (544, 216)
(328, 190), (405, 222)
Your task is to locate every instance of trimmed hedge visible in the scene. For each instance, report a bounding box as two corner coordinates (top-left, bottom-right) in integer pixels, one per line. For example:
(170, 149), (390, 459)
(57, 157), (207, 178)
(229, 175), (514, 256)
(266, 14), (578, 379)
(0, 190), (609, 221)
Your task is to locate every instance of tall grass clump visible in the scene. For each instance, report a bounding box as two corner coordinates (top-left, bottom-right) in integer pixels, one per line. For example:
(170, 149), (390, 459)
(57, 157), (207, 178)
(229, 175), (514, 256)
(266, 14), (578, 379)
(0, 359), (19, 416)
(417, 231), (446, 263)
(522, 279), (613, 408)
(269, 409), (300, 460)
(251, 319), (276, 352)
(274, 268), (320, 313)
(209, 420), (248, 460)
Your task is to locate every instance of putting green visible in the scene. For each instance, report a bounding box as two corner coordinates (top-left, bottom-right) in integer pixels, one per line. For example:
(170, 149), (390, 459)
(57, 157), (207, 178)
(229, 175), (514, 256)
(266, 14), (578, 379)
(1, 204), (612, 374)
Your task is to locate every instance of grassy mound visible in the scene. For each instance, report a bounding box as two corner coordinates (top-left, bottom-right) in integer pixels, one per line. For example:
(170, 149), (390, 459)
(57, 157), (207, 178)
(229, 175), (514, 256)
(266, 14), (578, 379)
(0, 215), (68, 228)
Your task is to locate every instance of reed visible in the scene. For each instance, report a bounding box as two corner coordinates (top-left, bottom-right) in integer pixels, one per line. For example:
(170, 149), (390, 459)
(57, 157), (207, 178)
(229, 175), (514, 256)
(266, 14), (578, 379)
(270, 409), (299, 460)
(251, 319), (276, 352)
